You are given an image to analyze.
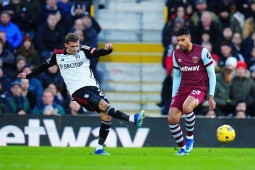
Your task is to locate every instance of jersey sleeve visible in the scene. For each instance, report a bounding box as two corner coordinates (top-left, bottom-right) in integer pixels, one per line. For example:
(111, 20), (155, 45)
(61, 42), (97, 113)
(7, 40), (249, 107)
(202, 48), (216, 96)
(201, 48), (214, 66)
(172, 52), (181, 97)
(26, 54), (56, 79)
(80, 45), (112, 59)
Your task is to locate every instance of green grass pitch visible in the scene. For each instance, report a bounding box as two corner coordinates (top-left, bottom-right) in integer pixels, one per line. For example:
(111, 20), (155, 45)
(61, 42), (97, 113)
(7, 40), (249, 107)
(0, 146), (254, 170)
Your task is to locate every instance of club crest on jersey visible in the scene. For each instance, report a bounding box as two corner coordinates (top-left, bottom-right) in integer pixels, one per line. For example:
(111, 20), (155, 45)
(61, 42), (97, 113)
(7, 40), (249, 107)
(192, 56), (198, 63)
(75, 55), (80, 59)
(178, 58), (182, 62)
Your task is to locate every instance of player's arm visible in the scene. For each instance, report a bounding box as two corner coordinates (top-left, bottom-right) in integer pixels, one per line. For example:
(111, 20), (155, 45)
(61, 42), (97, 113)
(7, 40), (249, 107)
(80, 43), (113, 59)
(17, 56), (56, 79)
(202, 48), (216, 96)
(172, 52), (181, 97)
(202, 48), (216, 109)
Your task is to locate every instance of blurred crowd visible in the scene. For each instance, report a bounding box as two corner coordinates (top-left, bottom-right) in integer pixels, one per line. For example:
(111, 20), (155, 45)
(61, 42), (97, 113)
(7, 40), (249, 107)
(159, 0), (255, 118)
(0, 0), (103, 116)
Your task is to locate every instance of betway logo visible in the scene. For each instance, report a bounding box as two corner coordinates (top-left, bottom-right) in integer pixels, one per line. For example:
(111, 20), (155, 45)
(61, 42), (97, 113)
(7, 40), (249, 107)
(0, 119), (149, 147)
(180, 65), (199, 71)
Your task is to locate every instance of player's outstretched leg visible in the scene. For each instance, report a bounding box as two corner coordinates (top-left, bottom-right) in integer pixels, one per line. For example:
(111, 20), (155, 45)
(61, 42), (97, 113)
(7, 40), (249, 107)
(105, 105), (146, 127)
(134, 110), (146, 127)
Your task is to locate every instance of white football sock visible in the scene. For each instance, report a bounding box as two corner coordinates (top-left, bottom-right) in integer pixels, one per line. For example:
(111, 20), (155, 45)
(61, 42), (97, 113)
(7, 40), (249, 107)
(129, 115), (134, 122)
(96, 144), (103, 151)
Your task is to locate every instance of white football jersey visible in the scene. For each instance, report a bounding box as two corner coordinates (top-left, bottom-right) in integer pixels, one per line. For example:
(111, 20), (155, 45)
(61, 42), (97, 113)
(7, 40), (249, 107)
(47, 47), (99, 95)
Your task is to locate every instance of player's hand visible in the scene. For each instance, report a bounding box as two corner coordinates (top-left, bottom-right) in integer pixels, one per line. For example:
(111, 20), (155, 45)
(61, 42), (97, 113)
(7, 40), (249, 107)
(208, 96), (216, 110)
(105, 43), (113, 50)
(17, 73), (27, 79)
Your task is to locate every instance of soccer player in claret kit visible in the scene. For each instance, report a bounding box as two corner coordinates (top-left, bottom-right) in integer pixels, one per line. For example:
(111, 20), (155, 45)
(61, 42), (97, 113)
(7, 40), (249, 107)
(18, 33), (145, 155)
(168, 27), (216, 155)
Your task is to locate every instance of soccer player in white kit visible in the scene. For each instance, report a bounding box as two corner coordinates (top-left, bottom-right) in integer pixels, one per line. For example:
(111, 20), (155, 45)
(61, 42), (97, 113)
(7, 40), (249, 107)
(18, 33), (145, 155)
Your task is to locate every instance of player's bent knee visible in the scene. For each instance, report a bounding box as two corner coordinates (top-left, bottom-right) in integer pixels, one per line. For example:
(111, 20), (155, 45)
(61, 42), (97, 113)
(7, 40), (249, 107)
(100, 112), (112, 121)
(99, 99), (109, 111)
(168, 110), (182, 124)
(182, 105), (194, 113)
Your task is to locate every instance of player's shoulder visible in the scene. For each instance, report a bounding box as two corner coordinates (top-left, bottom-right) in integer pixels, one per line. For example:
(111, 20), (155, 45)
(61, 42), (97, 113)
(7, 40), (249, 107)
(52, 49), (65, 55)
(173, 48), (182, 55)
(193, 44), (204, 51)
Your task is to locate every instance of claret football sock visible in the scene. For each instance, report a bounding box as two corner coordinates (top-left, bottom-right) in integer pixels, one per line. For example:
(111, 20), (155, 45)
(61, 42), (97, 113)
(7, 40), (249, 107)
(169, 123), (185, 147)
(185, 112), (195, 137)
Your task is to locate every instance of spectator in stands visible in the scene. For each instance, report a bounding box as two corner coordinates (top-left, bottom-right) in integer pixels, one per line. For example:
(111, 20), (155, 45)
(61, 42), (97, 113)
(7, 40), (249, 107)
(20, 78), (37, 109)
(74, 29), (86, 45)
(67, 1), (86, 31)
(5, 81), (31, 114)
(217, 5), (242, 35)
(0, 82), (8, 114)
(237, 1), (253, 19)
(2, 0), (31, 33)
(37, 65), (64, 89)
(219, 41), (242, 68)
(22, 0), (42, 32)
(184, 3), (194, 29)
(162, 38), (178, 74)
(192, 11), (220, 45)
(57, 0), (73, 18)
(242, 1), (255, 41)
(165, 0), (194, 20)
(229, 2), (245, 28)
(249, 59), (255, 82)
(34, 13), (65, 59)
(0, 38), (15, 79)
(35, 0), (65, 30)
(235, 110), (247, 118)
(47, 82), (65, 108)
(229, 100), (247, 118)
(157, 67), (174, 115)
(70, 18), (84, 33)
(231, 32), (245, 62)
(218, 27), (233, 45)
(230, 61), (255, 117)
(21, 65), (43, 103)
(11, 55), (26, 80)
(32, 88), (65, 115)
(190, 0), (219, 28)
(0, 66), (11, 92)
(244, 32), (255, 64)
(82, 12), (101, 37)
(0, 30), (14, 52)
(16, 35), (40, 68)
(204, 109), (216, 118)
(214, 67), (234, 116)
(162, 16), (183, 48)
(68, 100), (88, 115)
(0, 11), (22, 49)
